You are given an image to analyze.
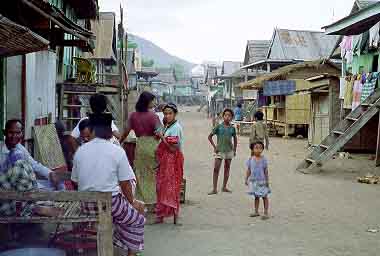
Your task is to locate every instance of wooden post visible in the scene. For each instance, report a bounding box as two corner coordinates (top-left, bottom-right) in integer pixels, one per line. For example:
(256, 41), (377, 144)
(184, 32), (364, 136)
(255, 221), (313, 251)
(376, 112), (380, 166)
(97, 198), (114, 256)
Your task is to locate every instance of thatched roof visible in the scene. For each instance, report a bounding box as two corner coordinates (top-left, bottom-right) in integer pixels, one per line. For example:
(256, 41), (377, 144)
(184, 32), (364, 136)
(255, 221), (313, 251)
(240, 59), (341, 89)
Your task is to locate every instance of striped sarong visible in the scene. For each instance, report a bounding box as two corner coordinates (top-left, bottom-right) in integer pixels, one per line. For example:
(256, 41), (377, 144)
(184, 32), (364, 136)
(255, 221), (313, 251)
(82, 194), (145, 253)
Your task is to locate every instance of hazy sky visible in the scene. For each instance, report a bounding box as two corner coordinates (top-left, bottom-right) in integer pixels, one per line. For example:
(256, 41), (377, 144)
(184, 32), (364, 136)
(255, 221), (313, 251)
(99, 0), (355, 64)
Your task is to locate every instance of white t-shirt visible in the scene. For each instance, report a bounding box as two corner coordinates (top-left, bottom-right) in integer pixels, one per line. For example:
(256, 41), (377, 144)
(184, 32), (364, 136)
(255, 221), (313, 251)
(71, 138), (135, 195)
(71, 117), (119, 138)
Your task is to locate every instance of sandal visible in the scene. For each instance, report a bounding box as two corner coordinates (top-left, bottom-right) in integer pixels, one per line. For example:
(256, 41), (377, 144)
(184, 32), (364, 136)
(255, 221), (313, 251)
(261, 215), (270, 220)
(249, 213), (260, 218)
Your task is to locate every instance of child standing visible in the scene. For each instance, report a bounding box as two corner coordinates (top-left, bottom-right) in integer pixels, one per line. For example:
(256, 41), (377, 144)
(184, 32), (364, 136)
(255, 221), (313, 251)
(245, 142), (270, 220)
(249, 111), (269, 150)
(208, 109), (238, 195)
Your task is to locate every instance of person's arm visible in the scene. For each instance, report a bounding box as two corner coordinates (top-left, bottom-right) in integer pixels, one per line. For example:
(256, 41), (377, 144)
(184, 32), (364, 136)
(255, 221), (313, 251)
(264, 167), (269, 188)
(233, 128), (238, 155)
(245, 169), (251, 186)
(119, 180), (135, 204)
(19, 145), (52, 179)
(208, 134), (217, 153)
(264, 159), (269, 188)
(208, 126), (218, 153)
(119, 127), (131, 144)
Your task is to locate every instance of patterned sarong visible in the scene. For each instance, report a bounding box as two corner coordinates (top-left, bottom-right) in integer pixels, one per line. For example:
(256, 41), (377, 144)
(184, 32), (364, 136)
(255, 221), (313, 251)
(82, 194), (145, 253)
(134, 136), (159, 205)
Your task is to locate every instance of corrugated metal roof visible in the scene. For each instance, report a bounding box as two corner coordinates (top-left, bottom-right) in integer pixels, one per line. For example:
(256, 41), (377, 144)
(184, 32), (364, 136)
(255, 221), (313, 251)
(221, 61), (241, 75)
(267, 29), (339, 61)
(244, 40), (270, 65)
(355, 0), (379, 11)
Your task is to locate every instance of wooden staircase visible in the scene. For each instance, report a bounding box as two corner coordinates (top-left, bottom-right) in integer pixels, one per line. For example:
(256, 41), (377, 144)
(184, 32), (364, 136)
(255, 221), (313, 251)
(297, 89), (380, 171)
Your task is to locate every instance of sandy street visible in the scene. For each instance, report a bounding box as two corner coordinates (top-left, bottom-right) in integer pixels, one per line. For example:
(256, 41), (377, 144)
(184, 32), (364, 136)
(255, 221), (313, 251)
(144, 107), (380, 256)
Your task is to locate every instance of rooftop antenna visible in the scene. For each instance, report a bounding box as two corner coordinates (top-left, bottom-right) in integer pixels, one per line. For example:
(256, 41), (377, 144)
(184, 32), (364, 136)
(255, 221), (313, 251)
(332, 8), (335, 22)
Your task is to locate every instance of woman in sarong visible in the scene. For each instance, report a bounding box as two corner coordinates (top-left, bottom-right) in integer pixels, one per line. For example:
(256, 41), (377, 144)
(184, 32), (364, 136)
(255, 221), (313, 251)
(72, 113), (145, 255)
(155, 103), (184, 224)
(120, 92), (161, 205)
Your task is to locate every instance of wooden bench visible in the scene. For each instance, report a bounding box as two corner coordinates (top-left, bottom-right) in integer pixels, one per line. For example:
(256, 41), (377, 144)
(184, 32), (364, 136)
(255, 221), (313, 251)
(0, 191), (113, 256)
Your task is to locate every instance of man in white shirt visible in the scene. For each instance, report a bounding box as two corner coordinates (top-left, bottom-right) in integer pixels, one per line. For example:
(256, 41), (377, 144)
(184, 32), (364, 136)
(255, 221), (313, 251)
(71, 113), (145, 255)
(71, 94), (120, 139)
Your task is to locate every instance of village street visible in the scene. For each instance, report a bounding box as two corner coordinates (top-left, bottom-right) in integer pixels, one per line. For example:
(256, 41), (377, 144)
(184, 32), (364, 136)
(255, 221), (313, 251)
(144, 107), (380, 256)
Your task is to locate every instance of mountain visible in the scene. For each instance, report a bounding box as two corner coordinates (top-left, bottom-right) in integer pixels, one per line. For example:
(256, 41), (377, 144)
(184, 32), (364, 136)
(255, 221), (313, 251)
(128, 34), (195, 73)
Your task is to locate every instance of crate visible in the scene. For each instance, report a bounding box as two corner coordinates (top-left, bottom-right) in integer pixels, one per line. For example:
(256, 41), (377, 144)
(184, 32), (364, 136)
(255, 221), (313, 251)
(180, 178), (186, 204)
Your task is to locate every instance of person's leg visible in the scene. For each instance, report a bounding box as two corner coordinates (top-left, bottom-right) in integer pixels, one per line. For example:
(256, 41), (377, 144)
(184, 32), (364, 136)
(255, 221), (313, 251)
(209, 158), (222, 195)
(255, 197), (260, 214)
(249, 197), (260, 217)
(222, 159), (232, 192)
(262, 197), (270, 220)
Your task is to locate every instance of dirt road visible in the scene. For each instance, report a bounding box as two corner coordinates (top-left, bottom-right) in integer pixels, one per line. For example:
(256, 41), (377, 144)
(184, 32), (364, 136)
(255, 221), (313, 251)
(144, 108), (380, 256)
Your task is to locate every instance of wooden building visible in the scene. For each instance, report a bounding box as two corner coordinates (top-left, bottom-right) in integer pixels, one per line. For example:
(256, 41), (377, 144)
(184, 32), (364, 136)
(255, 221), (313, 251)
(298, 1), (380, 170)
(241, 60), (341, 137)
(295, 75), (341, 145)
(0, 0), (96, 142)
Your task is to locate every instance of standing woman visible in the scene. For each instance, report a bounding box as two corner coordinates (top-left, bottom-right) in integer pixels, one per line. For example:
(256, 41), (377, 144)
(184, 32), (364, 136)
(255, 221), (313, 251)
(120, 92), (161, 206)
(155, 103), (184, 224)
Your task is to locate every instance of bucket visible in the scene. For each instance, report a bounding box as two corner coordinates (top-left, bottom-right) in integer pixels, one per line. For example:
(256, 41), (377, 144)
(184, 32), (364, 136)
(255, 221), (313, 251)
(0, 248), (66, 256)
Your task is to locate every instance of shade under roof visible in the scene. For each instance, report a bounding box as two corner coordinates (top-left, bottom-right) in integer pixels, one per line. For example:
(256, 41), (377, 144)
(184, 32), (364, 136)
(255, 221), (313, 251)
(0, 14), (49, 57)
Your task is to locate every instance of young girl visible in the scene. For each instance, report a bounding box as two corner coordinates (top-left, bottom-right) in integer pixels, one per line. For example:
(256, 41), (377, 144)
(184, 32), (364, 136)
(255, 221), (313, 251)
(245, 142), (270, 220)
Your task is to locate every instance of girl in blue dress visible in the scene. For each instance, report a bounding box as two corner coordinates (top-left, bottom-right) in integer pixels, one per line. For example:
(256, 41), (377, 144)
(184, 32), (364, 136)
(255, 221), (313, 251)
(245, 141), (270, 220)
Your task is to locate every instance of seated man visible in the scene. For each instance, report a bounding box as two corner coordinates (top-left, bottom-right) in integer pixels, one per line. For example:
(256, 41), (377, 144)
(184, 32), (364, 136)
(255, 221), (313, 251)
(71, 113), (145, 256)
(0, 120), (61, 191)
(0, 150), (38, 216)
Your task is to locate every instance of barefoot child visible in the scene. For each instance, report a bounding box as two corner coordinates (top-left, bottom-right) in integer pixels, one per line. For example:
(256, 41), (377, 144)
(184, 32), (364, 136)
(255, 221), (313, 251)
(245, 142), (270, 220)
(208, 109), (237, 195)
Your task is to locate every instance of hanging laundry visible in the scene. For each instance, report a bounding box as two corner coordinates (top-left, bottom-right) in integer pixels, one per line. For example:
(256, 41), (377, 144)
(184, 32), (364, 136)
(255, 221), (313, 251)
(352, 75), (364, 110)
(369, 22), (380, 48)
(343, 77), (354, 109)
(361, 72), (379, 102)
(340, 36), (354, 64)
(352, 35), (362, 56)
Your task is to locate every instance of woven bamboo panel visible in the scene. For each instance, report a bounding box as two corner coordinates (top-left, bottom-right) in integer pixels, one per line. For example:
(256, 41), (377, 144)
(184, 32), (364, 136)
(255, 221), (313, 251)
(33, 124), (66, 169)
(286, 94), (311, 124)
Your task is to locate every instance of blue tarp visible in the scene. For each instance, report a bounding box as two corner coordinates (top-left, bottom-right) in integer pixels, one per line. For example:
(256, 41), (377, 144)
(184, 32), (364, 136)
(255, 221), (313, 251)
(263, 80), (296, 96)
